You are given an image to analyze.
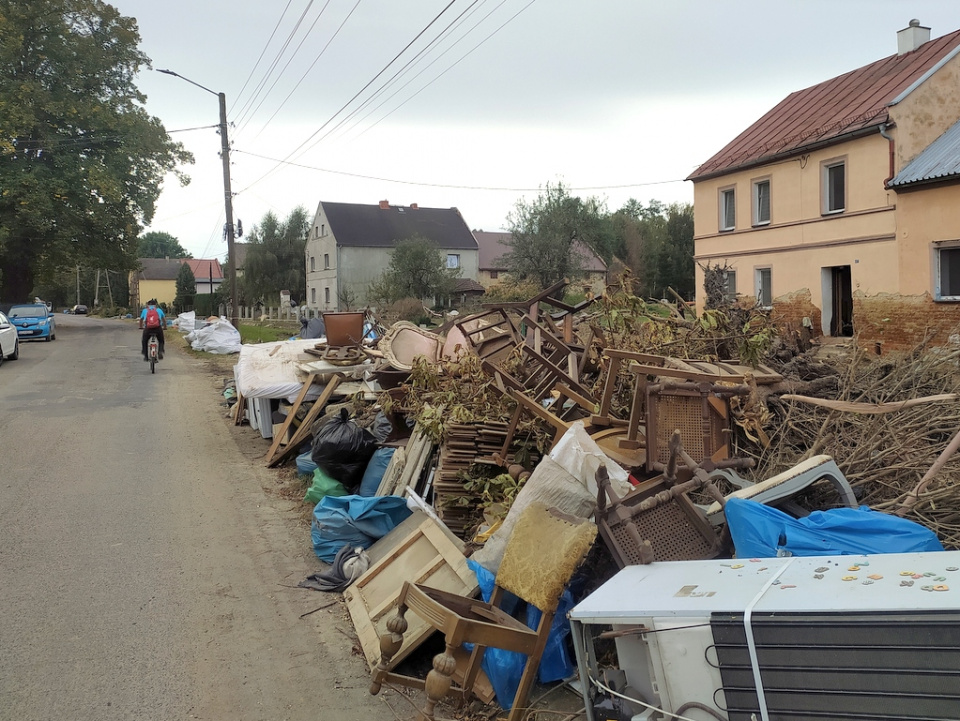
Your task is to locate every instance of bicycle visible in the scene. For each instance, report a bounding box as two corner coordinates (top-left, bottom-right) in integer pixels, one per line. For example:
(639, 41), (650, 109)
(147, 333), (160, 374)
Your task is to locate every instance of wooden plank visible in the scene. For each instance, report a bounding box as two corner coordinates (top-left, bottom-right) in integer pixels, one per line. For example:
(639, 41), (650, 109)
(266, 375), (342, 468)
(263, 372), (318, 464)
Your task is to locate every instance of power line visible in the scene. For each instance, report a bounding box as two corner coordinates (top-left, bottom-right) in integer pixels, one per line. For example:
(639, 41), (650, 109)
(346, 0), (520, 141)
(356, 0), (536, 139)
(232, 148), (686, 192)
(242, 0), (364, 143)
(233, 0), (296, 109)
(236, 0), (335, 138)
(237, 0), (459, 195)
(233, 0), (318, 128)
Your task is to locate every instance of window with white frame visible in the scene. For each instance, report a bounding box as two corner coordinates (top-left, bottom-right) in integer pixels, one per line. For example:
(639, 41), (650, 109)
(311, 287), (316, 304)
(823, 160), (846, 214)
(310, 256), (315, 272)
(936, 245), (960, 300)
(753, 179), (771, 225)
(446, 254), (460, 269)
(324, 253), (329, 269)
(324, 287), (330, 305)
(756, 267), (772, 307)
(723, 269), (737, 301)
(719, 187), (736, 231)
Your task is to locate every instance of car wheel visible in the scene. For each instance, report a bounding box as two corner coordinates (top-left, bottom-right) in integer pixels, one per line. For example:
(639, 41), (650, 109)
(9, 339), (18, 360)
(45, 333), (52, 342)
(51, 332), (56, 341)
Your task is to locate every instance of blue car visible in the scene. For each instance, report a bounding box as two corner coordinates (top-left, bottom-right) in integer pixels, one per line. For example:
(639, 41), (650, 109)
(8, 303), (56, 341)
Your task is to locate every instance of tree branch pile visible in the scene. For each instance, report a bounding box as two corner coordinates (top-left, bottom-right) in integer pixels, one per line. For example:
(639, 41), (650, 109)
(733, 342), (960, 549)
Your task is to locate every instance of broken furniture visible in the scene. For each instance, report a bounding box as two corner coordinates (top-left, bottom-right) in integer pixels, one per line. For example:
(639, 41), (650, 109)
(569, 550), (960, 721)
(699, 454), (858, 525)
(378, 321), (443, 371)
(594, 432), (726, 567)
(369, 502), (597, 721)
(322, 311), (365, 347)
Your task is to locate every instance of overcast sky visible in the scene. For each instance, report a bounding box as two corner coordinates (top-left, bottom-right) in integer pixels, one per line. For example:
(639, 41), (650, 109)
(115, 0), (960, 260)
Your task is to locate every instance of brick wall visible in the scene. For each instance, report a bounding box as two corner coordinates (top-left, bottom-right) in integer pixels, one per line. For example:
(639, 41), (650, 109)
(854, 292), (960, 352)
(771, 288), (822, 330)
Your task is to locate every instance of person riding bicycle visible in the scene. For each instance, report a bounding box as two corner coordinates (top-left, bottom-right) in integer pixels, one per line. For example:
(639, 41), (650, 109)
(139, 299), (167, 361)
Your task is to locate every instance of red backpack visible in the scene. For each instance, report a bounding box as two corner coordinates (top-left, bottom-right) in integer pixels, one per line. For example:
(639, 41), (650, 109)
(145, 307), (161, 328)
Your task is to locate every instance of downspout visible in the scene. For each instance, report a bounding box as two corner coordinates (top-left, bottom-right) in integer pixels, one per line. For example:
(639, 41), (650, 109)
(879, 122), (895, 186)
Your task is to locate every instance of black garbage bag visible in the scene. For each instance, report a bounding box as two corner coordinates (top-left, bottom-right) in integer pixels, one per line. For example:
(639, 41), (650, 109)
(310, 408), (377, 491)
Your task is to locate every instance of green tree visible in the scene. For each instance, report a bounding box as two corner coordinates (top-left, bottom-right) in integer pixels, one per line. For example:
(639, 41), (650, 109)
(138, 231), (190, 259)
(368, 235), (460, 305)
(0, 0), (192, 302)
(502, 181), (614, 293)
(242, 207), (309, 305)
(616, 200), (694, 300)
(174, 262), (195, 312)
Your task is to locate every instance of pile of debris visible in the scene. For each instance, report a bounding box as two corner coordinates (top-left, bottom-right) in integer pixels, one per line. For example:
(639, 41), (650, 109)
(229, 278), (960, 721)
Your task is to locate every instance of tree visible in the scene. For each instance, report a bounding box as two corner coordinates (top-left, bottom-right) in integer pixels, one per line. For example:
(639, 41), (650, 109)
(242, 207), (310, 305)
(0, 0), (192, 302)
(502, 182), (613, 293)
(174, 262), (195, 312)
(368, 235), (460, 305)
(138, 231), (191, 259)
(615, 200), (694, 300)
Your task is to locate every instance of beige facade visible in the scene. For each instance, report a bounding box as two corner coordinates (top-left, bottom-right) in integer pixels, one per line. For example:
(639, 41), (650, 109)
(691, 29), (960, 349)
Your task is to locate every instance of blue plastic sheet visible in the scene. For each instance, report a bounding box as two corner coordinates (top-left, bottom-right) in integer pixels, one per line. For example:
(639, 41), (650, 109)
(725, 498), (944, 558)
(358, 447), (396, 497)
(296, 449), (319, 476)
(464, 560), (574, 709)
(311, 495), (411, 562)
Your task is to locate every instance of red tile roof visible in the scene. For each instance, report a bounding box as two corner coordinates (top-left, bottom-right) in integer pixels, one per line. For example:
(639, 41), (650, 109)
(184, 259), (223, 281)
(688, 29), (960, 181)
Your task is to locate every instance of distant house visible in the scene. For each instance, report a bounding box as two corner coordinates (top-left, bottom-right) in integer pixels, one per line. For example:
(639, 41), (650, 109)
(129, 258), (223, 309)
(689, 20), (960, 350)
(305, 200), (479, 310)
(473, 230), (608, 297)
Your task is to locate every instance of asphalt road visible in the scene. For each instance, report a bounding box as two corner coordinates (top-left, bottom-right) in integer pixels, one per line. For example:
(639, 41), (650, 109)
(0, 314), (393, 721)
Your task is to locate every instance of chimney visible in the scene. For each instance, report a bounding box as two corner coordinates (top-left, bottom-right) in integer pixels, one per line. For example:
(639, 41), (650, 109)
(410, 203), (418, 210)
(379, 200), (389, 209)
(898, 19), (930, 55)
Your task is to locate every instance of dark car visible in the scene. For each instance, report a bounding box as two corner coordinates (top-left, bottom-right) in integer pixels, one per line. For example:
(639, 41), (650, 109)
(74, 304), (88, 315)
(8, 303), (56, 341)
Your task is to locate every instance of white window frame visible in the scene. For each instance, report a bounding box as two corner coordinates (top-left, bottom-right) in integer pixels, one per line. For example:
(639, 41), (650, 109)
(311, 287), (316, 304)
(822, 158), (846, 214)
(719, 187), (736, 231)
(935, 242), (960, 301)
(723, 269), (737, 301)
(756, 267), (772, 308)
(324, 253), (330, 269)
(310, 256), (315, 272)
(324, 287), (330, 305)
(752, 178), (771, 226)
(446, 253), (460, 269)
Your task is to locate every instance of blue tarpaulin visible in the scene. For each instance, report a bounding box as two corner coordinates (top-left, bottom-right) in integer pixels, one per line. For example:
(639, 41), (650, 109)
(311, 495), (411, 562)
(725, 498), (944, 558)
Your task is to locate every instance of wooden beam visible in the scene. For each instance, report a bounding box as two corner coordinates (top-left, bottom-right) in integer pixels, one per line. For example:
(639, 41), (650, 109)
(266, 375), (342, 468)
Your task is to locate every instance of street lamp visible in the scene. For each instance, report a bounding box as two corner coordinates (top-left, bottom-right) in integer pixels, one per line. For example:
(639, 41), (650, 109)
(157, 69), (239, 328)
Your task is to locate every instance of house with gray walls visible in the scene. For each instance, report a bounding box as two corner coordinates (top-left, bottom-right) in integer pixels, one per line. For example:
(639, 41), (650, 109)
(305, 200), (479, 310)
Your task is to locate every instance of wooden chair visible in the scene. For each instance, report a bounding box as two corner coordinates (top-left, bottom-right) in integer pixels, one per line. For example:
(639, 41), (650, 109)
(369, 503), (597, 721)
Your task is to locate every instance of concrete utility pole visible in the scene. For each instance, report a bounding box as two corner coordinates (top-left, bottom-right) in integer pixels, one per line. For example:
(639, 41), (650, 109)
(157, 69), (239, 328)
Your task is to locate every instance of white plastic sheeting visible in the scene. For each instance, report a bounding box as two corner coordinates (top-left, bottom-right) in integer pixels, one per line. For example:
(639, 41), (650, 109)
(233, 339), (324, 399)
(186, 319), (242, 355)
(176, 310), (196, 333)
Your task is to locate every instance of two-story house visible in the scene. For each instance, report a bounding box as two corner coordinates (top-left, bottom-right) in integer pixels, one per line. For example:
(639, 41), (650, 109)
(689, 20), (960, 350)
(304, 200), (479, 310)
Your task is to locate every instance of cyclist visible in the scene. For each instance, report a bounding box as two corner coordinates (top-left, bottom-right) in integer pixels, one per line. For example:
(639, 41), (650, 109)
(139, 299), (167, 361)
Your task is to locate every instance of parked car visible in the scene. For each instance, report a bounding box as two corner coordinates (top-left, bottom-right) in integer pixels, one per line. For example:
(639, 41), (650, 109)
(0, 311), (19, 363)
(8, 303), (56, 341)
(73, 304), (88, 315)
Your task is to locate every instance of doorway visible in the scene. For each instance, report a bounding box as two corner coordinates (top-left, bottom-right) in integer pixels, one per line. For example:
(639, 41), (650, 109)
(822, 265), (853, 337)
